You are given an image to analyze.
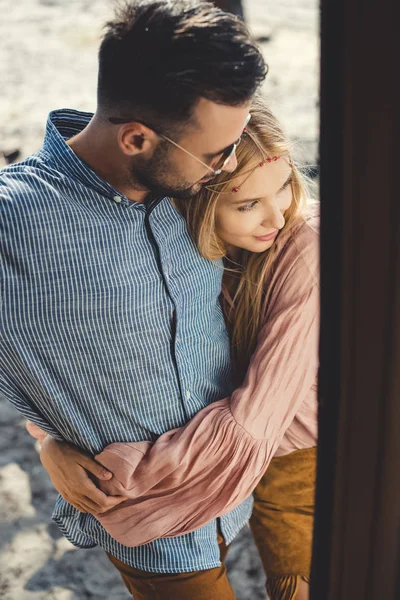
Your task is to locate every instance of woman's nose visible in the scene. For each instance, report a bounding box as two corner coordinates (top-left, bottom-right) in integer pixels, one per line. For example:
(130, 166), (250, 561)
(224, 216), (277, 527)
(261, 205), (285, 230)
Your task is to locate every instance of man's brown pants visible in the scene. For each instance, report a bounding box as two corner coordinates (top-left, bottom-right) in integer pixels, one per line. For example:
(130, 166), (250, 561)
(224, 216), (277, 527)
(106, 531), (235, 600)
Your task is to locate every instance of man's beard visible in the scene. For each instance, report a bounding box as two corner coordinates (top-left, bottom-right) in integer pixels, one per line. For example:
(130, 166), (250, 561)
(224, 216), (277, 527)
(127, 143), (208, 200)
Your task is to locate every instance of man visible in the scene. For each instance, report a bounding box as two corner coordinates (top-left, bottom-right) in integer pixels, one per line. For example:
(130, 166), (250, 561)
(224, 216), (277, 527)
(0, 1), (266, 598)
(213, 0), (245, 20)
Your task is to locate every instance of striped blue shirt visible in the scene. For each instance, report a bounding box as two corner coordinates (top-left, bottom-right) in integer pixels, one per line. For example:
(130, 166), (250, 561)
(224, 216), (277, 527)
(0, 109), (253, 573)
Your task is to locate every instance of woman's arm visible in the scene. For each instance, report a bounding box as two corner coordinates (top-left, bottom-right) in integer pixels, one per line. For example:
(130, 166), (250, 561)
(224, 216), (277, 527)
(94, 259), (319, 546)
(32, 225), (319, 546)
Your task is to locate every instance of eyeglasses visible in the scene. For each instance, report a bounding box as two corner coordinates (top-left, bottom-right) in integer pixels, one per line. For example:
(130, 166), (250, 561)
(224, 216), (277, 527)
(108, 113), (251, 176)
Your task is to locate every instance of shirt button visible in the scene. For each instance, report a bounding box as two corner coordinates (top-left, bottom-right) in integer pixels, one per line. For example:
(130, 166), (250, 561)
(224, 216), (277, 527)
(186, 390), (191, 400)
(113, 195), (122, 203)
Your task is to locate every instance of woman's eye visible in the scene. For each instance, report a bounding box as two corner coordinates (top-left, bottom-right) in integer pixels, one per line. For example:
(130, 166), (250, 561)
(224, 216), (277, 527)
(238, 200), (259, 212)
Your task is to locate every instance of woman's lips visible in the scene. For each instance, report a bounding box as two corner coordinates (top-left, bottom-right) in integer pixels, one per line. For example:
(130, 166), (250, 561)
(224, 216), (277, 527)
(254, 229), (279, 242)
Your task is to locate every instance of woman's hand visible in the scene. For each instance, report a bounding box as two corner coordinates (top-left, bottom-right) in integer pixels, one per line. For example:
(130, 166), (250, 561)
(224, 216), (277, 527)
(39, 435), (128, 514)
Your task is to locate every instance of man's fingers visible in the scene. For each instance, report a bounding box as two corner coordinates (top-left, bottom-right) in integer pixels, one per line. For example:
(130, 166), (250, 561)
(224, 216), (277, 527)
(66, 493), (126, 515)
(26, 421), (47, 442)
(63, 494), (105, 514)
(80, 495), (109, 513)
(91, 495), (128, 514)
(77, 456), (112, 480)
(82, 479), (128, 512)
(85, 479), (128, 507)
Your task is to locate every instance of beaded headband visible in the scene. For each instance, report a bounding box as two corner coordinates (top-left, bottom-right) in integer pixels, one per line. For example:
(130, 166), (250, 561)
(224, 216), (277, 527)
(204, 125), (294, 195)
(205, 155), (281, 195)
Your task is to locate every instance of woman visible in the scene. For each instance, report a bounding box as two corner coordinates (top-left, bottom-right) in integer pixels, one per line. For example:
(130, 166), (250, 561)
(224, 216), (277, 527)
(28, 97), (319, 600)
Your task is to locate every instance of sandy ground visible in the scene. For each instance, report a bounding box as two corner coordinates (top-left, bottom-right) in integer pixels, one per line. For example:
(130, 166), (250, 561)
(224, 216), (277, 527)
(0, 1), (319, 598)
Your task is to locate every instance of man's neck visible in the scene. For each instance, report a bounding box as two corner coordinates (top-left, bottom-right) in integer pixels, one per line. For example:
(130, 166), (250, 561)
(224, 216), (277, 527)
(67, 117), (148, 203)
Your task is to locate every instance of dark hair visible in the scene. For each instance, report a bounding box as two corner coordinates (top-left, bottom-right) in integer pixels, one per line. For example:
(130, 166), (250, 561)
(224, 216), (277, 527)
(97, 0), (267, 133)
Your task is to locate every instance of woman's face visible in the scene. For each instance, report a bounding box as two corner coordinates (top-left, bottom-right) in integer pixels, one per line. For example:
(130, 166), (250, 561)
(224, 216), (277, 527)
(215, 156), (293, 254)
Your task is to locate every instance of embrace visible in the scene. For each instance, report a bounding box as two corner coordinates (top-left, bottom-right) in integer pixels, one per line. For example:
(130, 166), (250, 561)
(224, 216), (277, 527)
(0, 2), (319, 599)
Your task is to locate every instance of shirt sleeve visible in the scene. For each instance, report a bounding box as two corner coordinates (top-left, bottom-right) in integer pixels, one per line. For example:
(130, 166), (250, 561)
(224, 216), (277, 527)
(94, 244), (320, 547)
(1, 220), (63, 440)
(0, 375), (64, 440)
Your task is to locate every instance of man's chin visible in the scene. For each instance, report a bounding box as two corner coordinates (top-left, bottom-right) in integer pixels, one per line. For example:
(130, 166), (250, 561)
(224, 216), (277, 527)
(167, 182), (205, 200)
(139, 181), (196, 201)
(135, 175), (204, 201)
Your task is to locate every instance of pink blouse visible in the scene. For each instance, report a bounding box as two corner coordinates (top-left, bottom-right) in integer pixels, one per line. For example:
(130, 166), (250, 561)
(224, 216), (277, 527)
(94, 205), (320, 547)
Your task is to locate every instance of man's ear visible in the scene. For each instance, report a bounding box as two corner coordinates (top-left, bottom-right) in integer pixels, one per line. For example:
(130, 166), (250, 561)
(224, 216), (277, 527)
(117, 122), (157, 157)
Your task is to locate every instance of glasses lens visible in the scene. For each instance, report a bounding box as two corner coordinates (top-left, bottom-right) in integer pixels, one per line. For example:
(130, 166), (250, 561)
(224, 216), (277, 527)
(215, 115), (251, 170)
(213, 114), (251, 173)
(218, 134), (245, 171)
(214, 143), (235, 171)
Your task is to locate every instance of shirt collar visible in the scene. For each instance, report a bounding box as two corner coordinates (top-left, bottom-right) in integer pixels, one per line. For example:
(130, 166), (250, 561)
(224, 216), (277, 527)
(41, 108), (129, 204)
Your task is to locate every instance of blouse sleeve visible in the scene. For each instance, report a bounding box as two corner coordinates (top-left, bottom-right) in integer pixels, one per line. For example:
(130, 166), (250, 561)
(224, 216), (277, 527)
(94, 228), (320, 547)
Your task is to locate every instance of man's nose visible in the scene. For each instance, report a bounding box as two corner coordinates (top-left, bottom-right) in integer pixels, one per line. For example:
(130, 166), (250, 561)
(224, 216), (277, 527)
(222, 152), (238, 173)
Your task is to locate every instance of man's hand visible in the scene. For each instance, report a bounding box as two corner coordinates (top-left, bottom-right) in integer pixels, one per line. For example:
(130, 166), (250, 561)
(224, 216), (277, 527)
(39, 435), (128, 514)
(26, 421), (48, 442)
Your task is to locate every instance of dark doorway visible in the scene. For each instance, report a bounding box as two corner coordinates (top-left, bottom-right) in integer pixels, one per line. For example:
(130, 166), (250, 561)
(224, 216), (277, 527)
(313, 1), (400, 598)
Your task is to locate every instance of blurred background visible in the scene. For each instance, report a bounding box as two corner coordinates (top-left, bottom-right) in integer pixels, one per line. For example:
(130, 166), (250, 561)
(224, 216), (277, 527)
(0, 1), (319, 598)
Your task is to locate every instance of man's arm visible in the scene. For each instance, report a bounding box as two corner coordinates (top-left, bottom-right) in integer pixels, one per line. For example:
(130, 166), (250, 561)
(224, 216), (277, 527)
(0, 380), (63, 440)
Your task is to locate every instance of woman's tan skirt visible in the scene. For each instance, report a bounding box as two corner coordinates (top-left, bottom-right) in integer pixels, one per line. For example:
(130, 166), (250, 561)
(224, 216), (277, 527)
(250, 446), (317, 600)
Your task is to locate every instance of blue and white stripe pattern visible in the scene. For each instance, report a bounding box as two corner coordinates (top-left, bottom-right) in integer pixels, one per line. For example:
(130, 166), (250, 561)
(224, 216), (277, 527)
(0, 109), (253, 573)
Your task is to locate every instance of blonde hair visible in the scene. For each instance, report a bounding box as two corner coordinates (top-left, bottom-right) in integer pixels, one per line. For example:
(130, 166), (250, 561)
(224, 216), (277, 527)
(176, 96), (310, 380)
